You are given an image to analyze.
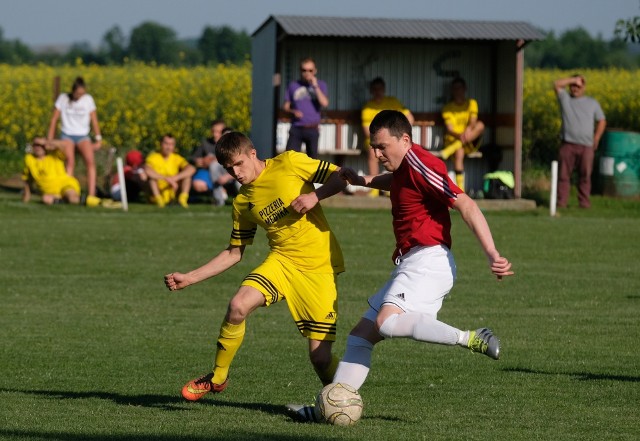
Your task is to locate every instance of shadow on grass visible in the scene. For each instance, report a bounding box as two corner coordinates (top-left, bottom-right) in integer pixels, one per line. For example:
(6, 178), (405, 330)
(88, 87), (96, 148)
(503, 367), (640, 382)
(1, 388), (404, 426)
(0, 390), (366, 441)
(0, 387), (287, 414)
(0, 429), (336, 441)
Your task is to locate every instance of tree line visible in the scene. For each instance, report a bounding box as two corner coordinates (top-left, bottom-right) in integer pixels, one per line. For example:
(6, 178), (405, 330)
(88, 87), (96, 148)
(0, 23), (638, 68)
(0, 22), (250, 66)
(525, 27), (639, 69)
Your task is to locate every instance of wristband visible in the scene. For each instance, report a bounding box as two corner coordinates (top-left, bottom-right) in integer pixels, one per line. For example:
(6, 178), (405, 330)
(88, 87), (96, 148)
(95, 135), (102, 141)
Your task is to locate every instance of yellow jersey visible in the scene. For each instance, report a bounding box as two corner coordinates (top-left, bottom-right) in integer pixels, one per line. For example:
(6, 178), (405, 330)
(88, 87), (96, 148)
(361, 96), (411, 146)
(22, 151), (78, 195)
(145, 152), (189, 176)
(230, 151), (344, 274)
(442, 99), (479, 145)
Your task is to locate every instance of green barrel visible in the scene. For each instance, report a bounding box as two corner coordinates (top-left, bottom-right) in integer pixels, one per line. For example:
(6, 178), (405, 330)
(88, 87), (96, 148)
(598, 130), (640, 197)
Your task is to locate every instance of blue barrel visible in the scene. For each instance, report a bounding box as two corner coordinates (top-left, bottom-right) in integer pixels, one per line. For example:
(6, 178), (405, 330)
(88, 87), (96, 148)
(598, 130), (640, 197)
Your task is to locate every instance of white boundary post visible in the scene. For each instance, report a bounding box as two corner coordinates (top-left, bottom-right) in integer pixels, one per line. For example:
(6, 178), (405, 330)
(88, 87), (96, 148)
(116, 157), (129, 212)
(550, 160), (558, 217)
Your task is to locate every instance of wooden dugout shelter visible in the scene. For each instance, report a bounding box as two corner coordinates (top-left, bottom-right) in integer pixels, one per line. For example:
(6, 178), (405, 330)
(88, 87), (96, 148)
(250, 15), (543, 197)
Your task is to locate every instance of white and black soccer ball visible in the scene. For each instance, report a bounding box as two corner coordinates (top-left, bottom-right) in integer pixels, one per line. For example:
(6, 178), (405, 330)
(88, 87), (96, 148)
(314, 382), (363, 426)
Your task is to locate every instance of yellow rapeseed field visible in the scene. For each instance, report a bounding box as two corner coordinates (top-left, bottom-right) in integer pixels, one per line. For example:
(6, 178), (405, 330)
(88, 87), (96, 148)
(0, 61), (251, 153)
(1, 64), (638, 166)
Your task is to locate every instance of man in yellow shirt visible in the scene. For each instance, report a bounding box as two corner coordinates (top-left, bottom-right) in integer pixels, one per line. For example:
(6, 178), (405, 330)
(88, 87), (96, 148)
(144, 134), (196, 208)
(361, 77), (414, 197)
(164, 131), (347, 402)
(441, 77), (485, 191)
(22, 137), (81, 205)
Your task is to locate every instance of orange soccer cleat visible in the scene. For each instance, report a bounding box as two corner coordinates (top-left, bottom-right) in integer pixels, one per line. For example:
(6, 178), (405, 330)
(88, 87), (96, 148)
(181, 373), (228, 401)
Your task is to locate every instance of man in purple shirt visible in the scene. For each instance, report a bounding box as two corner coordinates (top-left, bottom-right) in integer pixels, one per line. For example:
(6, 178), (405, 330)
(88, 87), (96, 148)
(283, 57), (329, 159)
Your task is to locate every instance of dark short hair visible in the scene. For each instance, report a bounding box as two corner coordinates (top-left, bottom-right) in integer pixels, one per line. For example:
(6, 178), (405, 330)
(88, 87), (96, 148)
(215, 131), (255, 164)
(160, 133), (175, 142)
(210, 119), (226, 128)
(369, 110), (412, 142)
(369, 77), (385, 89)
(452, 76), (466, 88)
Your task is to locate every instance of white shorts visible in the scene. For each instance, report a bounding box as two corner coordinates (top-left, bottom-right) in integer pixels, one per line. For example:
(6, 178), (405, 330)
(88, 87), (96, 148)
(363, 245), (456, 321)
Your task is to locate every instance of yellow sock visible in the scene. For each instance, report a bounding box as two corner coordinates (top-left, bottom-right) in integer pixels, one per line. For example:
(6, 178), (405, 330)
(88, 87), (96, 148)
(178, 192), (189, 208)
(440, 140), (462, 160)
(152, 195), (165, 208)
(314, 353), (339, 386)
(212, 320), (245, 385)
(85, 195), (101, 207)
(455, 172), (465, 191)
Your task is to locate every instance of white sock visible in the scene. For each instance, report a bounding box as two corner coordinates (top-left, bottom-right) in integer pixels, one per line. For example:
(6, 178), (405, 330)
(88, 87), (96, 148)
(378, 312), (460, 345)
(333, 335), (374, 390)
(457, 330), (470, 346)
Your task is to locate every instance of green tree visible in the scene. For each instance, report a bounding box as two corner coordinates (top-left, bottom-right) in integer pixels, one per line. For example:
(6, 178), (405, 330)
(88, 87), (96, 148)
(525, 27), (637, 69)
(63, 41), (107, 65)
(101, 25), (127, 64)
(615, 17), (640, 42)
(197, 26), (218, 64)
(197, 25), (250, 65)
(128, 21), (180, 65)
(0, 28), (34, 64)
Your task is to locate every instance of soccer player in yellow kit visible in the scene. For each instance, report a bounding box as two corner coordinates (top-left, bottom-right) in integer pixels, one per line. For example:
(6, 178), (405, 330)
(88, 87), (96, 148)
(144, 134), (195, 208)
(22, 137), (81, 205)
(440, 77), (485, 191)
(164, 131), (347, 400)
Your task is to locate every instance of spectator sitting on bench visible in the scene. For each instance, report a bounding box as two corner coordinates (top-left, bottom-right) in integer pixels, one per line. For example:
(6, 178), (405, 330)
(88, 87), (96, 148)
(110, 150), (148, 203)
(441, 77), (485, 191)
(361, 77), (414, 197)
(144, 134), (195, 208)
(189, 119), (226, 197)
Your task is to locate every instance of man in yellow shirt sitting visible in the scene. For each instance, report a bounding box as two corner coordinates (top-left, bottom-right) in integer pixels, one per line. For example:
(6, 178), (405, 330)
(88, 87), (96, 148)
(361, 77), (414, 197)
(22, 137), (81, 205)
(441, 77), (485, 192)
(144, 134), (196, 208)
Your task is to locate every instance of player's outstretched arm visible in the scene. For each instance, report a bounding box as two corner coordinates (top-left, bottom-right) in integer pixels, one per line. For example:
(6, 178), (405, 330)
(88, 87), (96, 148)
(453, 193), (514, 280)
(338, 167), (392, 191)
(165, 245), (245, 291)
(291, 169), (347, 214)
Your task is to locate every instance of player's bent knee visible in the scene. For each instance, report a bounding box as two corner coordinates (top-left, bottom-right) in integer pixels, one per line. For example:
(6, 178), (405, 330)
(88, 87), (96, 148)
(192, 180), (208, 192)
(377, 313), (399, 338)
(226, 287), (265, 323)
(226, 300), (250, 323)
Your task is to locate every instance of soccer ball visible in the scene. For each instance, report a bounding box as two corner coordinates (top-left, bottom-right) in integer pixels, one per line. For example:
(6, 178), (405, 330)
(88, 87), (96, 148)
(314, 382), (363, 426)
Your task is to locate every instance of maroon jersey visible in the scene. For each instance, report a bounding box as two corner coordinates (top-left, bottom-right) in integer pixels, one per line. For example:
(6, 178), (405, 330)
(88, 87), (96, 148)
(389, 144), (463, 262)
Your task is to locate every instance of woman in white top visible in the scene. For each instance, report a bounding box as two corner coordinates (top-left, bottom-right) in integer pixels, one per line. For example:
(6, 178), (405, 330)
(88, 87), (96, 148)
(47, 76), (102, 205)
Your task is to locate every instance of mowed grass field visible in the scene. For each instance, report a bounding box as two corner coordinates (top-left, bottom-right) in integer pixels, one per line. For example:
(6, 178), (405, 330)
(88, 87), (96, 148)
(1, 191), (639, 441)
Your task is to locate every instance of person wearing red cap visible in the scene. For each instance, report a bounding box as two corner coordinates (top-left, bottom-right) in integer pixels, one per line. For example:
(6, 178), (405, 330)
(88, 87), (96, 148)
(110, 150), (148, 202)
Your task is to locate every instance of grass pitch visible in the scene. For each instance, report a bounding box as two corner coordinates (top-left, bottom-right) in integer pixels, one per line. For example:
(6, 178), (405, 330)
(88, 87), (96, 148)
(0, 191), (638, 441)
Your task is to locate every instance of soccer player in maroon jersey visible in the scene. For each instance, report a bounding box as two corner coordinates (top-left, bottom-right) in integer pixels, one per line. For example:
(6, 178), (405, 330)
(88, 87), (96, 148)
(287, 110), (513, 421)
